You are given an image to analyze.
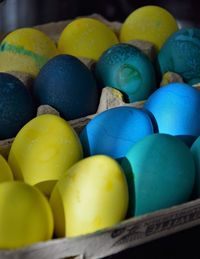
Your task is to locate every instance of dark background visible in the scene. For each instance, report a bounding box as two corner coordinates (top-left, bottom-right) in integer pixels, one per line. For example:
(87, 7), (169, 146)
(0, 0), (200, 258)
(0, 0), (200, 34)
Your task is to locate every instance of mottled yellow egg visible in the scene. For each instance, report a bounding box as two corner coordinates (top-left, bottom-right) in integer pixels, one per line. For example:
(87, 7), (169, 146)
(50, 155), (128, 237)
(8, 114), (83, 196)
(120, 5), (178, 51)
(0, 28), (58, 77)
(58, 18), (119, 60)
(0, 155), (13, 183)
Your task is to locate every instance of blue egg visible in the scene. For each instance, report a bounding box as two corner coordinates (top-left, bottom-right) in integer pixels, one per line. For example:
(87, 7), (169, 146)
(0, 72), (36, 140)
(157, 28), (200, 85)
(34, 54), (99, 120)
(144, 82), (200, 146)
(80, 106), (155, 159)
(121, 133), (195, 216)
(95, 43), (157, 102)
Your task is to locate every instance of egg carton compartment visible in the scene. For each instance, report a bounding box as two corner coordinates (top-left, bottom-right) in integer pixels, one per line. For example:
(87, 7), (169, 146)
(1, 14), (200, 259)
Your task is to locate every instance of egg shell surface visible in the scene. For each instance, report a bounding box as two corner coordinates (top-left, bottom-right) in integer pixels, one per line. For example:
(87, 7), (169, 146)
(80, 106), (155, 159)
(34, 54), (99, 120)
(8, 114), (83, 196)
(0, 28), (58, 77)
(157, 27), (200, 85)
(0, 72), (36, 140)
(121, 133), (195, 216)
(144, 82), (200, 145)
(50, 155), (128, 237)
(95, 43), (157, 102)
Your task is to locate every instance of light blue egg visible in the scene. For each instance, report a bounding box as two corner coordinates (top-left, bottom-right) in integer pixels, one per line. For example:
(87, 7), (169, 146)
(80, 106), (155, 159)
(121, 133), (195, 216)
(157, 27), (200, 85)
(95, 43), (157, 102)
(144, 82), (200, 146)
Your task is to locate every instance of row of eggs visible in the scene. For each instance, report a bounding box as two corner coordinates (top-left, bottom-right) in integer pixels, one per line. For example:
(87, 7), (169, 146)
(1, 108), (200, 249)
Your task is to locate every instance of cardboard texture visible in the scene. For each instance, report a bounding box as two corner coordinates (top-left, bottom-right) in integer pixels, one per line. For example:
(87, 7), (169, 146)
(0, 15), (199, 259)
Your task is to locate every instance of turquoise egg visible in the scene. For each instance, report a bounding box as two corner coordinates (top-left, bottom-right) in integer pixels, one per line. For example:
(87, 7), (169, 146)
(80, 106), (155, 160)
(33, 54), (99, 120)
(0, 72), (36, 140)
(157, 28), (200, 85)
(121, 133), (195, 216)
(144, 82), (200, 146)
(95, 43), (157, 102)
(191, 136), (200, 197)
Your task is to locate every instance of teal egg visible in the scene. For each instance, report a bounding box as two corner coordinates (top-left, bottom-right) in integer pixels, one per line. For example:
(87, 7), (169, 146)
(95, 43), (157, 102)
(121, 133), (195, 216)
(191, 136), (200, 197)
(157, 28), (200, 85)
(0, 72), (36, 140)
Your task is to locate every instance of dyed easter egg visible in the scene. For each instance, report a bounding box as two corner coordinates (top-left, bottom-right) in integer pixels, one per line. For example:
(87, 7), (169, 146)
(95, 43), (156, 102)
(120, 5), (178, 51)
(0, 182), (53, 249)
(121, 133), (195, 216)
(34, 54), (99, 120)
(0, 72), (36, 140)
(58, 18), (119, 60)
(8, 114), (83, 196)
(144, 82), (200, 146)
(50, 155), (128, 237)
(0, 155), (13, 183)
(0, 28), (58, 77)
(80, 106), (155, 159)
(190, 136), (200, 197)
(157, 28), (200, 85)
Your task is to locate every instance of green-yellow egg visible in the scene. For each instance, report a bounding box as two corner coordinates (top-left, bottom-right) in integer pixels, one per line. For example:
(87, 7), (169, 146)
(0, 155), (13, 182)
(0, 181), (53, 249)
(50, 155), (129, 237)
(0, 28), (58, 77)
(8, 114), (83, 196)
(58, 18), (119, 60)
(120, 5), (178, 51)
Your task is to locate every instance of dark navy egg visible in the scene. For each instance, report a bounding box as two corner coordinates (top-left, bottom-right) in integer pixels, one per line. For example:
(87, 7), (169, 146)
(95, 43), (157, 102)
(157, 28), (200, 85)
(33, 54), (99, 120)
(144, 82), (200, 145)
(80, 106), (155, 159)
(0, 72), (36, 140)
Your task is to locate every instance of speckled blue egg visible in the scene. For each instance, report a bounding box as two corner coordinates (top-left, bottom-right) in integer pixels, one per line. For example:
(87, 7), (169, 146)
(0, 72), (36, 140)
(33, 54), (99, 120)
(121, 133), (195, 216)
(80, 106), (155, 159)
(157, 28), (200, 85)
(95, 43), (157, 102)
(144, 82), (200, 146)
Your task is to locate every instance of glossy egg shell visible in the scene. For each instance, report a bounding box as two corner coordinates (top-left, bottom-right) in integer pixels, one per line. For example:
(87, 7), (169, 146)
(33, 54), (99, 120)
(144, 82), (200, 146)
(95, 43), (156, 102)
(80, 106), (155, 159)
(157, 27), (200, 85)
(121, 133), (195, 216)
(0, 72), (36, 140)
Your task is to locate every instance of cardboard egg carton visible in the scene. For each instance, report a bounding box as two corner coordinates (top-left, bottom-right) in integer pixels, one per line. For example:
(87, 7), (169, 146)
(1, 15), (200, 259)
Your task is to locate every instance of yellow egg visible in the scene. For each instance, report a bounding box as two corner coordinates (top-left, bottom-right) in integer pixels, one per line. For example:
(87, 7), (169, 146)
(50, 155), (128, 237)
(8, 114), (83, 196)
(120, 5), (179, 51)
(0, 181), (53, 249)
(0, 155), (13, 182)
(58, 18), (119, 60)
(0, 28), (58, 77)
